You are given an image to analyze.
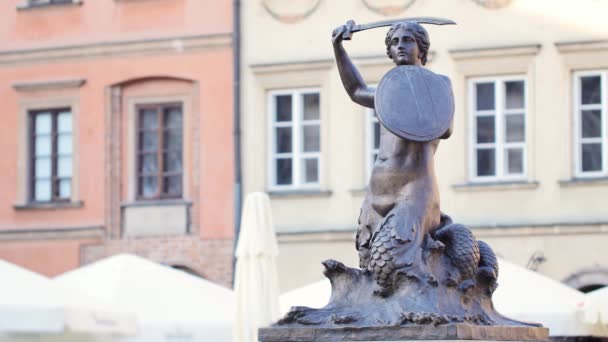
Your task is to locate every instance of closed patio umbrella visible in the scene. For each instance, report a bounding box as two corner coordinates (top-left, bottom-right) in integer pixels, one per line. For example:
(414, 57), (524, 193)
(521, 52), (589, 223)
(234, 192), (280, 342)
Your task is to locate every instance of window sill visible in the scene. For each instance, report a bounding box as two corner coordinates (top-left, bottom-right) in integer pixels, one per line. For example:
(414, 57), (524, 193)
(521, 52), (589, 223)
(268, 189), (332, 198)
(14, 200), (84, 210)
(349, 187), (368, 196)
(452, 180), (539, 192)
(121, 199), (192, 208)
(559, 177), (608, 188)
(17, 1), (82, 11)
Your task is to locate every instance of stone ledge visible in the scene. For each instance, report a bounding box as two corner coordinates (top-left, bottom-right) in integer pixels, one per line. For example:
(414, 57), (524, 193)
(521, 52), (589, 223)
(0, 33), (232, 65)
(268, 189), (333, 198)
(13, 78), (86, 92)
(555, 39), (608, 53)
(0, 225), (104, 241)
(558, 177), (608, 187)
(13, 200), (84, 210)
(259, 324), (549, 342)
(449, 44), (541, 60)
(452, 180), (539, 192)
(17, 0), (82, 11)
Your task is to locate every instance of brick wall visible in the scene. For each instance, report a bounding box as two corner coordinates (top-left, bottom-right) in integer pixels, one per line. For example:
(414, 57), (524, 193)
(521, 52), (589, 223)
(82, 237), (234, 288)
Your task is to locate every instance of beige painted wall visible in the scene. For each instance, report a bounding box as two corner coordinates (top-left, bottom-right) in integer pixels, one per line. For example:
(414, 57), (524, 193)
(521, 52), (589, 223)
(241, 0), (608, 291)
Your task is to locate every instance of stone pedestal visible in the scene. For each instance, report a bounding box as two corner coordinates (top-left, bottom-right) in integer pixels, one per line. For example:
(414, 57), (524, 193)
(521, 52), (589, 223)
(259, 324), (549, 342)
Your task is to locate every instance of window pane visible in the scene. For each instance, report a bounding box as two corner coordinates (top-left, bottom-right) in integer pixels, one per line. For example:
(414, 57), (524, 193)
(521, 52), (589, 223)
(57, 156), (72, 177)
(164, 107), (182, 129)
(140, 132), (158, 152)
(476, 116), (495, 143)
(302, 125), (320, 152)
(35, 180), (52, 201)
(35, 157), (51, 178)
(505, 114), (525, 142)
(581, 76), (601, 105)
(303, 93), (320, 120)
(57, 112), (72, 133)
(303, 158), (319, 183)
(163, 152), (182, 172)
(35, 113), (52, 134)
(505, 81), (525, 109)
(140, 109), (158, 129)
(476, 148), (495, 176)
(163, 130), (182, 150)
(139, 154), (158, 174)
(276, 127), (292, 153)
(582, 110), (602, 138)
(163, 176), (182, 196)
(476, 82), (495, 110)
(275, 95), (292, 122)
(506, 148), (524, 174)
(58, 179), (71, 198)
(140, 176), (158, 197)
(373, 121), (380, 149)
(57, 134), (72, 155)
(35, 136), (52, 157)
(582, 143), (602, 172)
(276, 158), (292, 185)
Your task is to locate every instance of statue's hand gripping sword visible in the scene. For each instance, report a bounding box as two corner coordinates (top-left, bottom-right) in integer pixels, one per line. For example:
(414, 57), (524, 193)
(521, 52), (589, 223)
(341, 17), (456, 40)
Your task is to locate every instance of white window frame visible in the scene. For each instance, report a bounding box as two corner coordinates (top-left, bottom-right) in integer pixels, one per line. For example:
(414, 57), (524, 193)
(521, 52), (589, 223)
(573, 70), (608, 178)
(267, 88), (321, 190)
(365, 108), (380, 181)
(468, 75), (528, 182)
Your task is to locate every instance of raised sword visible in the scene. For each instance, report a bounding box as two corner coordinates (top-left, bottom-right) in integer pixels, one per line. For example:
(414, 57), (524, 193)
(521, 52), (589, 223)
(341, 17), (456, 40)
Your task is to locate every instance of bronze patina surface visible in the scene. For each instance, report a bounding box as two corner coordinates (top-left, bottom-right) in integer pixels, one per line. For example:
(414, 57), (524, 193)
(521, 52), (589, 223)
(259, 18), (548, 342)
(375, 65), (454, 142)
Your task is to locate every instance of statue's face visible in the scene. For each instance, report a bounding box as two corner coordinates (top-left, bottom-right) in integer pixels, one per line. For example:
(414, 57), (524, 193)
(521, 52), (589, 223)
(389, 28), (421, 66)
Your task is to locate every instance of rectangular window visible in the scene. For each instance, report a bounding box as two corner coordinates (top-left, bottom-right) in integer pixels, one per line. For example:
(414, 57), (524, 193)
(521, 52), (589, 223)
(269, 90), (321, 189)
(30, 109), (73, 202)
(469, 77), (527, 181)
(575, 71), (607, 177)
(136, 103), (183, 199)
(366, 108), (381, 180)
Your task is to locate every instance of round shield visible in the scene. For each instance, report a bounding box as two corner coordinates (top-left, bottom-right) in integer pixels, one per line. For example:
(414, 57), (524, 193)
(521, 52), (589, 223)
(375, 65), (454, 142)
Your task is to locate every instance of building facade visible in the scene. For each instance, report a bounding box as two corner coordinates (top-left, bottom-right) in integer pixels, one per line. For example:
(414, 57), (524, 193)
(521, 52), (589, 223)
(241, 0), (608, 292)
(0, 0), (235, 286)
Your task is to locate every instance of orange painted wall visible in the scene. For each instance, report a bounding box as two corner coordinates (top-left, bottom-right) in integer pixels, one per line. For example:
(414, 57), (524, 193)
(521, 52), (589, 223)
(1, 0), (232, 50)
(0, 238), (100, 276)
(0, 0), (234, 274)
(0, 50), (234, 237)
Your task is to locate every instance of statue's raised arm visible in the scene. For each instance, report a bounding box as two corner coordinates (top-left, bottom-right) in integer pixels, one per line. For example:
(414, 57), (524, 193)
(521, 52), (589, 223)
(331, 20), (375, 109)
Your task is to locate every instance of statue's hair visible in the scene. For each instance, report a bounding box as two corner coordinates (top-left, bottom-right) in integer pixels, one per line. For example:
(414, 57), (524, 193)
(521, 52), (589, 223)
(385, 22), (430, 65)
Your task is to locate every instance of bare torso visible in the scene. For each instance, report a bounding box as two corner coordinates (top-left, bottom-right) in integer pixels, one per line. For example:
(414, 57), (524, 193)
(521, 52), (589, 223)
(368, 124), (441, 231)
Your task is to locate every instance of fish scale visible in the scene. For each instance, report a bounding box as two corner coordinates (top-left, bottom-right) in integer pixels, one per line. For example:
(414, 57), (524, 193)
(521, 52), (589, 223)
(368, 221), (398, 288)
(434, 223), (480, 282)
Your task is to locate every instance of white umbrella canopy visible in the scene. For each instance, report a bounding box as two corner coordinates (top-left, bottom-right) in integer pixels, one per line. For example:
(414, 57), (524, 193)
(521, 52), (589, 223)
(0, 259), (136, 336)
(493, 258), (600, 336)
(54, 254), (234, 342)
(581, 286), (608, 334)
(234, 192), (280, 342)
(280, 278), (330, 315)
